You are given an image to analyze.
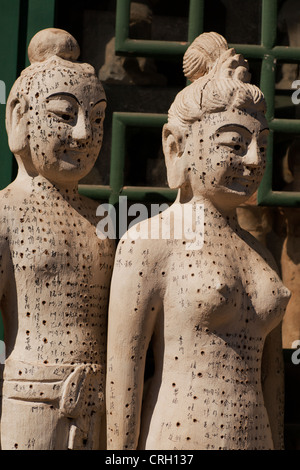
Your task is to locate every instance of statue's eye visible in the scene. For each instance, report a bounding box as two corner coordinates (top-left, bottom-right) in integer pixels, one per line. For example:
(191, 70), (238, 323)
(234, 144), (241, 151)
(95, 118), (102, 124)
(48, 111), (74, 122)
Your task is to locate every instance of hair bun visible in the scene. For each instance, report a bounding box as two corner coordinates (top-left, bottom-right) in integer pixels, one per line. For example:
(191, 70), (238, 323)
(28, 28), (80, 64)
(183, 32), (228, 82)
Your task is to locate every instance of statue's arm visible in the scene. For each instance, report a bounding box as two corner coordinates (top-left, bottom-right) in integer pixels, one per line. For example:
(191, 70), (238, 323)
(248, 235), (287, 449)
(0, 207), (10, 438)
(0, 210), (9, 310)
(106, 237), (159, 450)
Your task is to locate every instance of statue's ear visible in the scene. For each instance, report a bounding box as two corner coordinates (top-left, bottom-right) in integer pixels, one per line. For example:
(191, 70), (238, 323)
(162, 123), (188, 189)
(6, 95), (29, 154)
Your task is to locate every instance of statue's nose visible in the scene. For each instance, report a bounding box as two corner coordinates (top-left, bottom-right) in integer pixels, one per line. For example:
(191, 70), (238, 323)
(72, 111), (92, 144)
(244, 141), (261, 168)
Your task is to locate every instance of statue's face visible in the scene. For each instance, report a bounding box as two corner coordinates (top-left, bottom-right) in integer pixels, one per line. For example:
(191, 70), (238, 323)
(25, 67), (106, 185)
(188, 107), (269, 208)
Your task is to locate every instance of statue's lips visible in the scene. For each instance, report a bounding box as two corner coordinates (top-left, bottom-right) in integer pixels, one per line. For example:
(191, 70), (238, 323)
(58, 149), (89, 165)
(232, 176), (257, 185)
(218, 174), (260, 193)
(225, 176), (259, 193)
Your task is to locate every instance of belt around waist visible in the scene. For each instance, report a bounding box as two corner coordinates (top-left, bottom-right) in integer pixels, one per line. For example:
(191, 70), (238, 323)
(2, 359), (104, 415)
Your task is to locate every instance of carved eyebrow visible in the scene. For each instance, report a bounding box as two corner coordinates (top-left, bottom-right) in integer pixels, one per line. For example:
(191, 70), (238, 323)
(215, 124), (252, 134)
(46, 94), (107, 108)
(216, 124), (269, 135)
(46, 92), (80, 104)
(93, 98), (107, 106)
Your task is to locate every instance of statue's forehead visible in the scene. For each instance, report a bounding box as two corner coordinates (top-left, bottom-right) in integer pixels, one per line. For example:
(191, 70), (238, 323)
(26, 66), (105, 100)
(35, 65), (98, 83)
(199, 109), (267, 132)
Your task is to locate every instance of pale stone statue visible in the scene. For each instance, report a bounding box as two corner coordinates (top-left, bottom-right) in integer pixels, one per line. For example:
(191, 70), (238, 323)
(106, 32), (291, 450)
(0, 28), (114, 450)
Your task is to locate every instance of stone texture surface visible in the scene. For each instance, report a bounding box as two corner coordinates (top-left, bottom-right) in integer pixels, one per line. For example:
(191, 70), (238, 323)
(106, 32), (291, 450)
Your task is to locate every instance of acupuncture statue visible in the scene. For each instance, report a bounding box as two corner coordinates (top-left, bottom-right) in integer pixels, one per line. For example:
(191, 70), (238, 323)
(0, 28), (114, 450)
(106, 32), (291, 450)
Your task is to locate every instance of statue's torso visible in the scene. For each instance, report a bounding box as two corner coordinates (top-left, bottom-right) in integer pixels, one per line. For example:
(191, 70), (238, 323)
(0, 185), (114, 366)
(139, 216), (290, 450)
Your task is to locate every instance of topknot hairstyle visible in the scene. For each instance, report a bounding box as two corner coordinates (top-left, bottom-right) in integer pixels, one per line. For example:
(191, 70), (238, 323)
(19, 28), (96, 80)
(28, 28), (80, 64)
(168, 32), (266, 128)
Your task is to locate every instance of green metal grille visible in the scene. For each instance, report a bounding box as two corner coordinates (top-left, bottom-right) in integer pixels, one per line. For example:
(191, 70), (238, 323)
(81, 112), (176, 206)
(103, 0), (300, 207)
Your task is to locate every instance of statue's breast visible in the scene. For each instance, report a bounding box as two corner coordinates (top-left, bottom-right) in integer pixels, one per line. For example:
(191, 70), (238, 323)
(163, 245), (290, 336)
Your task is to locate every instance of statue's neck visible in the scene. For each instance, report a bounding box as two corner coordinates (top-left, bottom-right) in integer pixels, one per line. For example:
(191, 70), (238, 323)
(176, 186), (239, 230)
(14, 156), (79, 195)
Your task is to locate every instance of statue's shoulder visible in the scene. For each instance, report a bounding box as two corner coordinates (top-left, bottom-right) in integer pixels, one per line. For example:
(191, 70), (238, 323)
(116, 211), (170, 267)
(0, 181), (27, 211)
(0, 185), (14, 220)
(0, 188), (12, 247)
(0, 181), (30, 236)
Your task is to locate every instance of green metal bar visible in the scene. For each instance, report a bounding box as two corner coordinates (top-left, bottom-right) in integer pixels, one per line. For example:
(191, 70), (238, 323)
(272, 46), (300, 61)
(115, 0), (131, 54)
(260, 54), (277, 121)
(258, 191), (300, 206)
(261, 0), (278, 49)
(115, 0), (192, 57)
(109, 112), (168, 206)
(188, 0), (204, 42)
(258, 128), (300, 206)
(109, 114), (127, 206)
(269, 118), (300, 133)
(0, 0), (22, 191)
(232, 45), (300, 62)
(116, 38), (188, 58)
(117, 41), (300, 61)
(121, 186), (177, 202)
(114, 112), (167, 128)
(229, 44), (267, 59)
(25, 0), (56, 67)
(79, 185), (112, 201)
